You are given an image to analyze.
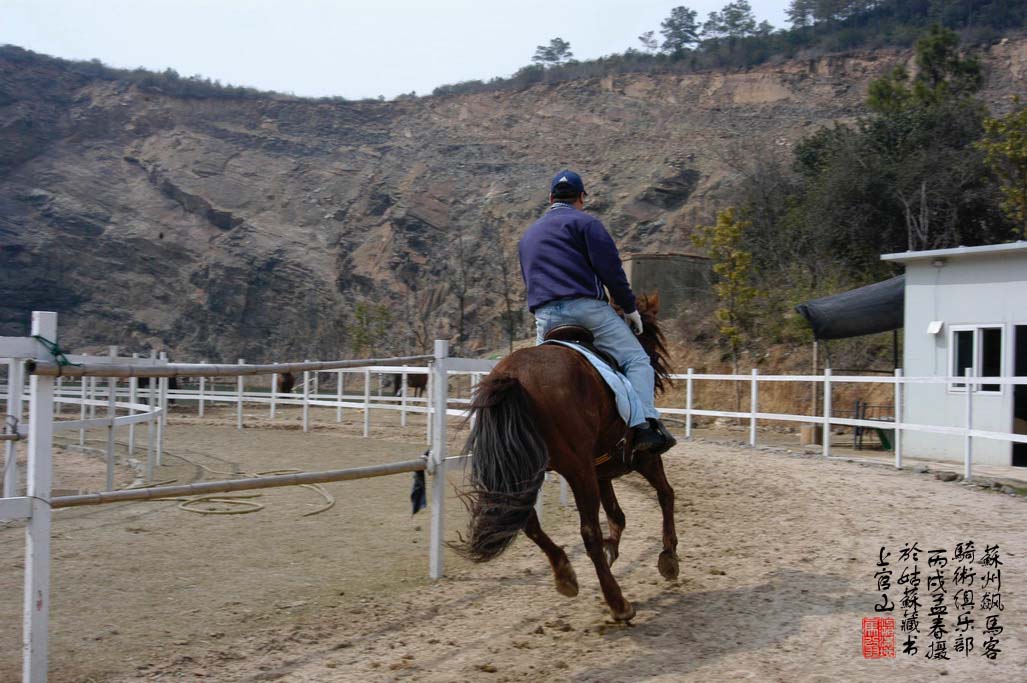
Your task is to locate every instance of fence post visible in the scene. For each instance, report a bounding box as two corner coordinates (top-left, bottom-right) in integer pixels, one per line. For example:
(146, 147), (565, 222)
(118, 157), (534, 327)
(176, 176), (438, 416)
(339, 372), (346, 422)
(302, 362), (310, 433)
(24, 311), (56, 683)
(429, 340), (449, 580)
(685, 368), (694, 440)
(105, 346), (117, 492)
(128, 353), (138, 458)
(89, 375), (96, 420)
(559, 475), (569, 506)
(4, 358), (24, 499)
(425, 369), (433, 446)
(269, 372), (277, 420)
(964, 367), (973, 481)
(55, 376), (62, 417)
(146, 351), (156, 481)
(157, 352), (167, 468)
(400, 368), (408, 428)
(235, 359), (244, 430)
(199, 362), (207, 418)
(313, 371), (319, 399)
(363, 368), (371, 438)
(78, 354), (88, 447)
(469, 373), (480, 433)
(822, 369), (832, 458)
(749, 368), (758, 448)
(894, 369), (903, 469)
(336, 370), (343, 423)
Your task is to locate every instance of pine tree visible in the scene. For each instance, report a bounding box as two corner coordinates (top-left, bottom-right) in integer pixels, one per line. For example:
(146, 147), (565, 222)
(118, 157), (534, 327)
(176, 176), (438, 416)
(786, 0), (816, 28)
(703, 1), (759, 39)
(532, 37), (573, 66)
(867, 24), (982, 113)
(660, 6), (700, 53)
(638, 30), (659, 53)
(691, 208), (762, 374)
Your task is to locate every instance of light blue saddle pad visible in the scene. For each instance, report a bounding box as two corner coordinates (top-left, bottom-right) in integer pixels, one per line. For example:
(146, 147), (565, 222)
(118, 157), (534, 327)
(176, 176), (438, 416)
(543, 340), (647, 428)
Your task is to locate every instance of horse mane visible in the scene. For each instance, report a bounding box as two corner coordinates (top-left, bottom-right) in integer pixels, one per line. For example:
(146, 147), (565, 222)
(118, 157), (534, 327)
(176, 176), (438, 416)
(633, 295), (673, 396)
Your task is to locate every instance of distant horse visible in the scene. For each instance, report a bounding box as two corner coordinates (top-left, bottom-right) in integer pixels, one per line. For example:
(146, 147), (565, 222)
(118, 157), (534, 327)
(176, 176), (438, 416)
(278, 372), (296, 394)
(388, 372), (427, 397)
(453, 294), (677, 622)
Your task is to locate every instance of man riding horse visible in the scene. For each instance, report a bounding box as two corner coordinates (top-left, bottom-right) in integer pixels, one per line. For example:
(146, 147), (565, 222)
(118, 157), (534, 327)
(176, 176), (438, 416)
(518, 169), (675, 456)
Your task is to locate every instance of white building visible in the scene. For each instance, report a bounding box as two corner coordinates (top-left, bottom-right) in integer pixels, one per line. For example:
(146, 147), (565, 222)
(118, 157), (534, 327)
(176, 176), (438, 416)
(882, 242), (1027, 467)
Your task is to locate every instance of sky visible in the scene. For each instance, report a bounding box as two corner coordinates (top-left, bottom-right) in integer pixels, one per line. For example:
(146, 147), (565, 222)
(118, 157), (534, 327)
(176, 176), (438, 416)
(1, 1), (790, 100)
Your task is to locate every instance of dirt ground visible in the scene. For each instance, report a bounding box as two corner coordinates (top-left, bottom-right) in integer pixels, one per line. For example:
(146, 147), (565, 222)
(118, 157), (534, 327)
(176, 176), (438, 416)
(1, 407), (1024, 682)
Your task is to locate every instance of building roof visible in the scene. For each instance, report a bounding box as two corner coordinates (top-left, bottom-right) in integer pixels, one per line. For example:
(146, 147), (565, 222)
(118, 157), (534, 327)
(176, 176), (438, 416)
(881, 241), (1027, 263)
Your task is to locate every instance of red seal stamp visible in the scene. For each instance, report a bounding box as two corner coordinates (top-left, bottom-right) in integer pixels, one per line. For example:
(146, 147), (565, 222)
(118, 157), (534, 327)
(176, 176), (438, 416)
(863, 617), (896, 658)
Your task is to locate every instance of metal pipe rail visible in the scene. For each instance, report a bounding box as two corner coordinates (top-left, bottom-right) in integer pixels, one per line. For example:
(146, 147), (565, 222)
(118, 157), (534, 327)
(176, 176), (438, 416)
(28, 354), (435, 379)
(51, 458), (427, 509)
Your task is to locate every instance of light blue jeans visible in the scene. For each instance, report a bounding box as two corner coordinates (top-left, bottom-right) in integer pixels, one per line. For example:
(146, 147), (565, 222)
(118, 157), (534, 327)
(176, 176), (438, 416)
(534, 298), (659, 420)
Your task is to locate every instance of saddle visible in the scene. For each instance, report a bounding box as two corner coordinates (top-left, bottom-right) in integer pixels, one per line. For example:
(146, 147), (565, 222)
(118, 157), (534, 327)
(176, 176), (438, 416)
(543, 325), (620, 372)
(543, 325), (634, 468)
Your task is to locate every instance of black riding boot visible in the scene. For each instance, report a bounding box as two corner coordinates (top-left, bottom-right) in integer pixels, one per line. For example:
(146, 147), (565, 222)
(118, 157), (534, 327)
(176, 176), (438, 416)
(633, 418), (677, 456)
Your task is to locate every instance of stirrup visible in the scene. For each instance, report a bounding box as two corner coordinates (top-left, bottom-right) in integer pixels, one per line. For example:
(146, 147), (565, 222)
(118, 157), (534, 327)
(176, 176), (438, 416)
(633, 419), (676, 456)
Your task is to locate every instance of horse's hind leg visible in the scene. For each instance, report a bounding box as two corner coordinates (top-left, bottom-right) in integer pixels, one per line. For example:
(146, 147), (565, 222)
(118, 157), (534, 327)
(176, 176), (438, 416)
(566, 472), (635, 622)
(598, 478), (625, 568)
(524, 508), (578, 597)
(635, 454), (680, 580)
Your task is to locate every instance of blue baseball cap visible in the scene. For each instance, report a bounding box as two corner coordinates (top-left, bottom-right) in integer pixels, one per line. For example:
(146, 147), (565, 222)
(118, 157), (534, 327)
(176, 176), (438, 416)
(550, 169), (587, 196)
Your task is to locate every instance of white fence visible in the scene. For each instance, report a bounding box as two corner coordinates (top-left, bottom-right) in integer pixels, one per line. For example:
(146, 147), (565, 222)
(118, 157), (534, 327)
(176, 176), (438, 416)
(1, 313), (495, 683)
(2, 360), (490, 499)
(660, 368), (1027, 480)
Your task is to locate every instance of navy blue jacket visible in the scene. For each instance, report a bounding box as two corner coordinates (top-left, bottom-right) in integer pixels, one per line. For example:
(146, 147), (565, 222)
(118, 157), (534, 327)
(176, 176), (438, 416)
(518, 204), (636, 314)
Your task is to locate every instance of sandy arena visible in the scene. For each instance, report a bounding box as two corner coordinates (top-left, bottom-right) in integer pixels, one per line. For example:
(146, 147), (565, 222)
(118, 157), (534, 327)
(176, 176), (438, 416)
(1, 407), (1024, 682)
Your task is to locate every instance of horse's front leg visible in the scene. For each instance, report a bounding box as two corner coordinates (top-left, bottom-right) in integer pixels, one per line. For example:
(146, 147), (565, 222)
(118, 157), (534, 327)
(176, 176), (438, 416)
(635, 454), (680, 580)
(524, 508), (578, 597)
(565, 471), (635, 622)
(598, 478), (625, 568)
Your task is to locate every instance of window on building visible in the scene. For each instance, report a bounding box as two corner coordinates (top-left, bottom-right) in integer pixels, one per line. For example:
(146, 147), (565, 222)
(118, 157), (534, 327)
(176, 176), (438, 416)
(950, 325), (1004, 393)
(981, 328), (1002, 391)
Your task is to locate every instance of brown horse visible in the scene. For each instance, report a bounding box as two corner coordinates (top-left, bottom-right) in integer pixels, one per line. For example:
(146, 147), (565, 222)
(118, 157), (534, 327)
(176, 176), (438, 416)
(277, 372), (296, 394)
(454, 293), (677, 622)
(389, 372), (428, 397)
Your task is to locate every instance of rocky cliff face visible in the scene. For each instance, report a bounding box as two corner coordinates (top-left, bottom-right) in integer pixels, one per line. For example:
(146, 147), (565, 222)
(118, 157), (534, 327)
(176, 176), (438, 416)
(2, 39), (1025, 361)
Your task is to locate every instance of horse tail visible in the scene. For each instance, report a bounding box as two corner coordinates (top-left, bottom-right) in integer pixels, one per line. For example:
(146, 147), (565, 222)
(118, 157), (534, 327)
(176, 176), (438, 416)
(453, 375), (549, 563)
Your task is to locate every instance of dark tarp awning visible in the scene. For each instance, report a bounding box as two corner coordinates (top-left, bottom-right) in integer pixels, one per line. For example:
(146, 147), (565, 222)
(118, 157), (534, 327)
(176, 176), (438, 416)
(794, 275), (905, 340)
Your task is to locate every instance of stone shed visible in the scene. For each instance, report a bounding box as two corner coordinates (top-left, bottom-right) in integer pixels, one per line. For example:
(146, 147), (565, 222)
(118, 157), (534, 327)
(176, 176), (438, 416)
(622, 253), (712, 318)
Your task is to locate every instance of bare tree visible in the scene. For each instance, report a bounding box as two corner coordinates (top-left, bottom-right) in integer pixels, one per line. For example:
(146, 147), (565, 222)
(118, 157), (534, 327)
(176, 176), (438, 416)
(447, 220), (472, 355)
(399, 282), (448, 354)
(493, 225), (523, 352)
(899, 181), (929, 251)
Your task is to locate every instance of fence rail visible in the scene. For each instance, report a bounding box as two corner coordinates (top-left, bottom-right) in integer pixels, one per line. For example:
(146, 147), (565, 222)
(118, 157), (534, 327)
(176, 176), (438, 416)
(664, 368), (1027, 479)
(27, 354), (435, 378)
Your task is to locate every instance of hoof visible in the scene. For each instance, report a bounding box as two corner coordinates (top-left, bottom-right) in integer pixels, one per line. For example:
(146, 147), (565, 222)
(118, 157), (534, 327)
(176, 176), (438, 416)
(554, 562), (579, 597)
(658, 550), (680, 580)
(611, 602), (636, 622)
(603, 540), (619, 568)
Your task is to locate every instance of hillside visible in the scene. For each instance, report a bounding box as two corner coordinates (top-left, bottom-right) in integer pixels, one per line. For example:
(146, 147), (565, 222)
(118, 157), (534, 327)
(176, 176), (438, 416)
(2, 39), (1026, 361)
